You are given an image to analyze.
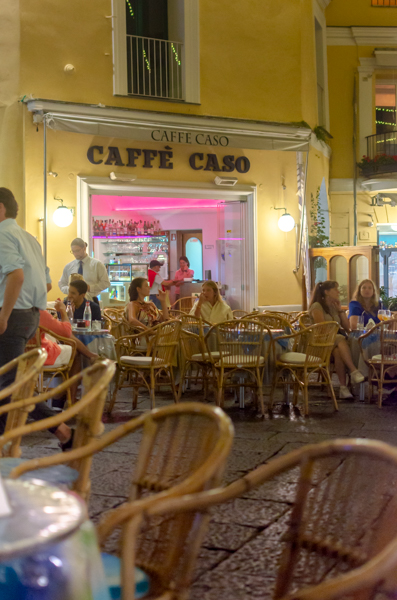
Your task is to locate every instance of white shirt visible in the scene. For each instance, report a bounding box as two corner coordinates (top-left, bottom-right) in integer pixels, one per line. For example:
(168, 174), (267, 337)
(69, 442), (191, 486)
(58, 255), (110, 297)
(150, 273), (164, 296)
(0, 218), (47, 310)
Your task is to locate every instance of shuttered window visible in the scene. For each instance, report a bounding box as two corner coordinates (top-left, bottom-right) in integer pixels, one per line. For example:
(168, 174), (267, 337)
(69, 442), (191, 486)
(372, 0), (397, 6)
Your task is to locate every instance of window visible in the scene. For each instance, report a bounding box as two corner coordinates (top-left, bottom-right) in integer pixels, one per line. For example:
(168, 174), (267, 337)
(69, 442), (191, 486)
(376, 84), (396, 135)
(372, 0), (397, 6)
(112, 0), (200, 103)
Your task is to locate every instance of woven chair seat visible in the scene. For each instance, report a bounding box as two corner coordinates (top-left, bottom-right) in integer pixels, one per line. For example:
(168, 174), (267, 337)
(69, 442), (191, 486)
(278, 351), (323, 365)
(370, 354), (397, 362)
(215, 355), (265, 367)
(191, 351), (221, 361)
(0, 457), (78, 485)
(120, 356), (164, 366)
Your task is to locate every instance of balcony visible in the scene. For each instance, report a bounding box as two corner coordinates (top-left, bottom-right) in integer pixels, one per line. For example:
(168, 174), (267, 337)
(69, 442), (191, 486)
(126, 35), (183, 100)
(358, 132), (397, 177)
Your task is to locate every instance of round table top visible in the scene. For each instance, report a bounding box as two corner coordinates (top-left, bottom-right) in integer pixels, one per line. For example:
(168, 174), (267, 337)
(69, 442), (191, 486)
(0, 479), (86, 559)
(72, 329), (110, 335)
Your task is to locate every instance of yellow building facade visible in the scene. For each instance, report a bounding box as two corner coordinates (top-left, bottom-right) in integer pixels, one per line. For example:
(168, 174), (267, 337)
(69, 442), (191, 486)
(0, 0), (332, 309)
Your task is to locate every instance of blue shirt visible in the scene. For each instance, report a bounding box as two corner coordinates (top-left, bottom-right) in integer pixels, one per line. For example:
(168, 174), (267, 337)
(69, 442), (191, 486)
(0, 219), (47, 310)
(348, 300), (381, 326)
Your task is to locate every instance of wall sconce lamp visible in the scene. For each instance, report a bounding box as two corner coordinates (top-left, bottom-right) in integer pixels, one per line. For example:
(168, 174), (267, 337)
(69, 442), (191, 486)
(53, 197), (74, 228)
(274, 207), (295, 232)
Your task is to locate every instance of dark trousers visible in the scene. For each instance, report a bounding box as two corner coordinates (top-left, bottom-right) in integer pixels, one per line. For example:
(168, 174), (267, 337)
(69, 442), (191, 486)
(0, 308), (56, 434)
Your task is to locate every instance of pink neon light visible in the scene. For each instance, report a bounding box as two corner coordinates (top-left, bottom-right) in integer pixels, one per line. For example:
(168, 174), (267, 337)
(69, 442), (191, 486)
(92, 235), (161, 239)
(114, 205), (220, 211)
(218, 237), (244, 240)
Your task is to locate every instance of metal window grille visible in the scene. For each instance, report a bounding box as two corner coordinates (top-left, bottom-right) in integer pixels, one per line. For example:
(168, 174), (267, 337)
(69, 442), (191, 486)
(126, 35), (183, 100)
(372, 0), (397, 6)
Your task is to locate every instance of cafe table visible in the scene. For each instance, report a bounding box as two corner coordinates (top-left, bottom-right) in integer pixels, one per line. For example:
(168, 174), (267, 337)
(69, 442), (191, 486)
(72, 328), (117, 361)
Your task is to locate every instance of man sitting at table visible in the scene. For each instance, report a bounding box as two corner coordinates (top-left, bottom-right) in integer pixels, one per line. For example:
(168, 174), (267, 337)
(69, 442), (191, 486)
(66, 279), (102, 322)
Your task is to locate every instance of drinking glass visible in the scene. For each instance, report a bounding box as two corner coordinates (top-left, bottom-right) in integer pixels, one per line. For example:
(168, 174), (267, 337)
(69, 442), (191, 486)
(357, 314), (365, 331)
(378, 310), (387, 322)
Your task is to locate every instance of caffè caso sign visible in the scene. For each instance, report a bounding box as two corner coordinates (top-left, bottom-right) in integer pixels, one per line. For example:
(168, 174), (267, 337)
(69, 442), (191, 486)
(151, 129), (229, 146)
(87, 145), (251, 173)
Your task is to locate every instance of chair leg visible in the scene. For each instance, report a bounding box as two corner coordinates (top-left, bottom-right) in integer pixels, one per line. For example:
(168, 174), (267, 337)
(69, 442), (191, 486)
(269, 368), (279, 409)
(324, 368), (338, 411)
(256, 368), (265, 417)
(150, 371), (156, 408)
(216, 369), (224, 407)
(107, 367), (121, 414)
(378, 365), (384, 408)
(303, 368), (309, 416)
(170, 368), (178, 403)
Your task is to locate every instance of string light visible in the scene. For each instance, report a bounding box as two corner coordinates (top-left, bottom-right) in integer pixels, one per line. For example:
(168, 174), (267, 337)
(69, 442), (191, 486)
(126, 0), (134, 17)
(377, 137), (397, 143)
(143, 49), (151, 72)
(171, 43), (181, 66)
(375, 120), (396, 126)
(376, 107), (397, 113)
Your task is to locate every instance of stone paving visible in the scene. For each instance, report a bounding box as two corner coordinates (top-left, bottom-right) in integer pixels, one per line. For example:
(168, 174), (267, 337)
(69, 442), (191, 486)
(19, 385), (397, 599)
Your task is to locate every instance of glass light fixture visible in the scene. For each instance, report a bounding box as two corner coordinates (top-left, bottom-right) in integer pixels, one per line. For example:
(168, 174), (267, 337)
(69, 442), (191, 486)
(275, 208), (295, 232)
(53, 198), (73, 228)
(391, 224), (397, 232)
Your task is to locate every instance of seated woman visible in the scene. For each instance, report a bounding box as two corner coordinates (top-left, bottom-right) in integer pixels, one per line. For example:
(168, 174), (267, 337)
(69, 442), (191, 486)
(309, 280), (365, 400)
(349, 279), (381, 330)
(125, 277), (169, 330)
(190, 280), (233, 324)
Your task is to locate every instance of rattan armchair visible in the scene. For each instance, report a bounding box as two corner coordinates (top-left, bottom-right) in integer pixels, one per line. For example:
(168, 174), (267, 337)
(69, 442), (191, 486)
(245, 312), (292, 331)
(270, 321), (339, 415)
(37, 326), (77, 405)
(0, 349), (47, 456)
(108, 438), (397, 600)
(170, 297), (196, 313)
(103, 307), (125, 339)
(358, 319), (397, 407)
(299, 312), (313, 329)
(232, 309), (248, 319)
(0, 360), (115, 500)
(94, 402), (234, 600)
(205, 320), (272, 416)
(109, 320), (182, 411)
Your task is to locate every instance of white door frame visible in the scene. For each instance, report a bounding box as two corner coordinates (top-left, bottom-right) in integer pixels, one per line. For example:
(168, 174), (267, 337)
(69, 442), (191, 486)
(77, 176), (258, 310)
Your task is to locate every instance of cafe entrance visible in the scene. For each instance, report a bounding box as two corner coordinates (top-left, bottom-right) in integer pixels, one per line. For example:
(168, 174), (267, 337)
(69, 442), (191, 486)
(78, 177), (256, 310)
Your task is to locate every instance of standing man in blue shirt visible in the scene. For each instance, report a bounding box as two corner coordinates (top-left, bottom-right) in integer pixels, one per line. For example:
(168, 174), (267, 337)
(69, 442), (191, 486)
(0, 188), (47, 390)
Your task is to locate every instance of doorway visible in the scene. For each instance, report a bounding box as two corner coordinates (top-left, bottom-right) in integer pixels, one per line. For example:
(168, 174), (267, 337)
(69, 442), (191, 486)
(180, 230), (203, 280)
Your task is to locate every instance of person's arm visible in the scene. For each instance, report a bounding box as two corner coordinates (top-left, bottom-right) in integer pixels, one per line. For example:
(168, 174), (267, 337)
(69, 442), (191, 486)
(338, 309), (351, 333)
(41, 305), (72, 337)
(310, 306), (326, 324)
(91, 302), (102, 322)
(45, 266), (52, 293)
(89, 262), (110, 296)
(157, 289), (169, 320)
(127, 302), (148, 330)
(193, 294), (205, 318)
(58, 267), (70, 295)
(349, 315), (359, 331)
(0, 269), (24, 334)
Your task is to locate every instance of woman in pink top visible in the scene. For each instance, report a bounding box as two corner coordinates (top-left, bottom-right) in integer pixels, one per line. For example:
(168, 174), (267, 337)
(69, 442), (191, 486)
(174, 256), (194, 282)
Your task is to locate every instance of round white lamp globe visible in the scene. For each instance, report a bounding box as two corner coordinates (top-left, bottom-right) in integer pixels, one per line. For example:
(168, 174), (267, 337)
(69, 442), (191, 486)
(53, 206), (73, 228)
(391, 224), (397, 232)
(278, 213), (295, 232)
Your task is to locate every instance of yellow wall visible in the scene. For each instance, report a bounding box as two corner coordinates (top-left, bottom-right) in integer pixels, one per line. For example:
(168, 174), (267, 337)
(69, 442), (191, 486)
(19, 0), (319, 127)
(23, 118), (328, 306)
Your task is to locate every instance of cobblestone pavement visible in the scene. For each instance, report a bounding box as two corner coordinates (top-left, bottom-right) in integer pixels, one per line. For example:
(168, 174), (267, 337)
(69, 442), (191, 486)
(19, 386), (397, 599)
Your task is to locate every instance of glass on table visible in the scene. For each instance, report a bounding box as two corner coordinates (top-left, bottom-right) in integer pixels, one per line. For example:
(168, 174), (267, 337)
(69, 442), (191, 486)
(378, 310), (388, 322)
(357, 314), (365, 331)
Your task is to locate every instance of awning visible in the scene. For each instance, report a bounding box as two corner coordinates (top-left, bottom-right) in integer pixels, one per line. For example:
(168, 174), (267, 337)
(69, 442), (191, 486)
(26, 99), (311, 152)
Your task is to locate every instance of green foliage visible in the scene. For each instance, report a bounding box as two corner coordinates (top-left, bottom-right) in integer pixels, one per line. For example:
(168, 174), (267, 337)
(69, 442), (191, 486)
(313, 125), (333, 143)
(309, 188), (347, 248)
(379, 286), (397, 310)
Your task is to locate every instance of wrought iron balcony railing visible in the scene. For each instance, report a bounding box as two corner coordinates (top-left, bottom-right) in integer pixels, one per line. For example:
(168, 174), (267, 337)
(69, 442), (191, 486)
(358, 132), (397, 177)
(126, 35), (183, 100)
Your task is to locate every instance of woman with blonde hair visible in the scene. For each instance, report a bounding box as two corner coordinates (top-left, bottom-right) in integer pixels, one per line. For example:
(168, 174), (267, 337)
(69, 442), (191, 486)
(349, 279), (381, 330)
(190, 280), (233, 323)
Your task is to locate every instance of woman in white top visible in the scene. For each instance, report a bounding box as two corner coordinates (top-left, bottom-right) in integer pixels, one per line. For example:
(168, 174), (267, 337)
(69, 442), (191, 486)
(190, 281), (233, 324)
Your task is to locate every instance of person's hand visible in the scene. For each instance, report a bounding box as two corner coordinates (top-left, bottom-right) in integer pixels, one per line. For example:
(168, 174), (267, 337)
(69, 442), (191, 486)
(174, 280), (184, 286)
(55, 299), (66, 313)
(198, 292), (206, 305)
(87, 284), (90, 291)
(158, 289), (167, 303)
(0, 316), (8, 335)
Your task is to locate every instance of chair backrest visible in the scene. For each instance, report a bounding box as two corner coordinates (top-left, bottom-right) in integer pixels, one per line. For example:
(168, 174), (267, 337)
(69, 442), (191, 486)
(299, 312), (313, 329)
(120, 438), (397, 600)
(0, 349), (48, 455)
(179, 328), (205, 361)
(263, 310), (291, 319)
(150, 320), (182, 366)
(246, 312), (291, 332)
(374, 320), (397, 362)
(209, 319), (272, 367)
(232, 309), (248, 319)
(103, 308), (124, 338)
(95, 402), (234, 597)
(295, 321), (339, 366)
(2, 359), (116, 498)
(171, 297), (196, 313)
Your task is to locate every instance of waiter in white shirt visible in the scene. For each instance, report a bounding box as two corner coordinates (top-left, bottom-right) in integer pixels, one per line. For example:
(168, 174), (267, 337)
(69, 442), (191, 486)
(58, 238), (110, 301)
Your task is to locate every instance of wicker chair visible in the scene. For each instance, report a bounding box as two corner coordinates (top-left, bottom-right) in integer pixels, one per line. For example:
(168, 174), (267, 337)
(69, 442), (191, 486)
(95, 402), (234, 600)
(34, 326), (77, 406)
(178, 329), (212, 401)
(232, 309), (248, 319)
(170, 297), (196, 313)
(109, 320), (182, 411)
(0, 349), (47, 456)
(299, 312), (313, 329)
(108, 438), (397, 600)
(205, 320), (272, 416)
(103, 307), (124, 339)
(359, 319), (397, 407)
(0, 360), (115, 500)
(263, 310), (291, 319)
(270, 321), (339, 415)
(245, 312), (291, 332)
